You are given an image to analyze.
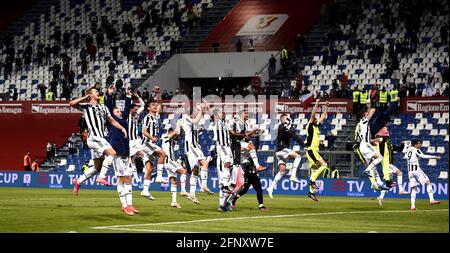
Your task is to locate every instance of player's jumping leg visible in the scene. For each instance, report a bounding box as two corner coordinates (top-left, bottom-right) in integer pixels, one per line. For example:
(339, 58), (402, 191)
(248, 143), (265, 171)
(187, 166), (200, 204)
(267, 165), (285, 199)
(154, 150), (168, 184)
(426, 181), (440, 205)
(96, 148), (116, 186)
(199, 159), (214, 194)
(290, 153), (302, 183)
(141, 156), (155, 200)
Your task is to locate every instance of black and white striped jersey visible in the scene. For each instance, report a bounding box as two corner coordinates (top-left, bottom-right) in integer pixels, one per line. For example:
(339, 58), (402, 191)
(181, 114), (200, 151)
(214, 120), (232, 147)
(162, 134), (176, 161)
(128, 113), (140, 141)
(231, 118), (249, 142)
(76, 103), (111, 138)
(141, 113), (159, 144)
(356, 117), (371, 143)
(403, 145), (438, 168)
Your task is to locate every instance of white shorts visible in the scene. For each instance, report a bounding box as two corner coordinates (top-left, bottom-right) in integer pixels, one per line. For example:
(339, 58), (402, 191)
(87, 135), (112, 159)
(276, 148), (295, 165)
(129, 139), (145, 157)
(186, 145), (206, 169)
(142, 141), (162, 155)
(112, 156), (133, 177)
(217, 145), (233, 167)
(359, 142), (379, 163)
(408, 168), (430, 187)
(165, 157), (183, 178)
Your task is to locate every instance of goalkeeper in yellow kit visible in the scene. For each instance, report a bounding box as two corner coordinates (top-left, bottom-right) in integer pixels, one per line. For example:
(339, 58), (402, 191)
(305, 99), (329, 202)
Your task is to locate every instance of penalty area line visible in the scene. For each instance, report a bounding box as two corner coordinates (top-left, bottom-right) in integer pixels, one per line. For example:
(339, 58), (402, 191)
(90, 209), (448, 232)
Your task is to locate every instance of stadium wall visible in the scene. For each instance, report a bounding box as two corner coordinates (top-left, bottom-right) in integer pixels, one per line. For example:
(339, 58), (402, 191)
(0, 102), (81, 171)
(143, 51), (277, 90)
(0, 171), (447, 200)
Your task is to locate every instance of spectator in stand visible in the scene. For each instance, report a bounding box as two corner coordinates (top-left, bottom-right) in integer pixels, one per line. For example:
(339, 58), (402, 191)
(12, 88), (18, 101)
(24, 152), (32, 171)
(250, 72), (262, 95)
(88, 43), (97, 62)
(81, 129), (88, 152)
(339, 72), (348, 88)
(248, 39), (255, 52)
(114, 76), (123, 93)
(142, 87), (150, 101)
(407, 82), (416, 97)
(295, 72), (303, 96)
(146, 47), (155, 65)
(434, 89), (442, 97)
(280, 45), (289, 76)
(68, 133), (77, 155)
(300, 86), (310, 95)
(38, 83), (47, 100)
(268, 54), (277, 80)
(108, 60), (116, 75)
(442, 84), (449, 96)
(236, 38), (242, 52)
(370, 85), (379, 107)
(440, 22), (448, 45)
(46, 143), (53, 162)
(31, 159), (40, 172)
(321, 47), (329, 65)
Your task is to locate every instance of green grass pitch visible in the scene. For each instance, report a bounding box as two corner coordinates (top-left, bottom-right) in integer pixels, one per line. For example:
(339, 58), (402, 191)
(0, 188), (447, 233)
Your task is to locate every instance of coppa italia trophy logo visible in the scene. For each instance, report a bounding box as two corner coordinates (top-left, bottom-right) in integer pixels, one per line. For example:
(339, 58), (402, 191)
(256, 16), (278, 30)
(237, 14), (289, 36)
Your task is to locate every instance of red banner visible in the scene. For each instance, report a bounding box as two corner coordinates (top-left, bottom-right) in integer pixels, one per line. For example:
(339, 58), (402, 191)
(0, 101), (82, 115)
(401, 97), (449, 113)
(0, 103), (24, 114)
(275, 100), (350, 114)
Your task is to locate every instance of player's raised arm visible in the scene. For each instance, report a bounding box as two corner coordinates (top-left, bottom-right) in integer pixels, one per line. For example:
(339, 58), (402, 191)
(69, 93), (90, 108)
(416, 149), (440, 160)
(309, 99), (320, 123)
(318, 101), (329, 124)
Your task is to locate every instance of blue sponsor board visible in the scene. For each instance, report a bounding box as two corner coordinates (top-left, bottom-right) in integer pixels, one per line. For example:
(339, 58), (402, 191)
(0, 171), (448, 199)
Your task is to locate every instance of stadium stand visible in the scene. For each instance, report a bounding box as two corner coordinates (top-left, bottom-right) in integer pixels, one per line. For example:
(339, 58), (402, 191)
(0, 0), (217, 100)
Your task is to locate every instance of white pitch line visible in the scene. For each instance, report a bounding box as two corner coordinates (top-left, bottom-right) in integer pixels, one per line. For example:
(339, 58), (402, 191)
(90, 209), (448, 231)
(94, 228), (200, 233)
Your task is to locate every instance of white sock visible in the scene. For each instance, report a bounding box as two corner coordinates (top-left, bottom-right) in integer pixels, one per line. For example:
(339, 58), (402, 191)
(117, 183), (127, 208)
(397, 173), (404, 192)
(269, 171), (285, 189)
(189, 175), (198, 195)
(219, 188), (224, 206)
(124, 183), (132, 205)
(143, 179), (151, 193)
(379, 190), (386, 199)
(157, 164), (164, 178)
(411, 187), (417, 208)
(427, 184), (435, 201)
(200, 168), (208, 188)
(249, 150), (260, 168)
(99, 166), (108, 178)
(222, 167), (232, 187)
(171, 183), (177, 203)
(99, 155), (114, 178)
(366, 157), (383, 172)
(77, 167), (97, 184)
(180, 174), (187, 192)
(291, 156), (301, 178)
